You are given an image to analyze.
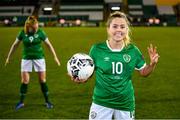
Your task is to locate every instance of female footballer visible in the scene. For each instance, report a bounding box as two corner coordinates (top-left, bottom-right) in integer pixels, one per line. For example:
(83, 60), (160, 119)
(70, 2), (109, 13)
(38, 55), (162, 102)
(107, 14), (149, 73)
(72, 11), (159, 119)
(5, 16), (60, 110)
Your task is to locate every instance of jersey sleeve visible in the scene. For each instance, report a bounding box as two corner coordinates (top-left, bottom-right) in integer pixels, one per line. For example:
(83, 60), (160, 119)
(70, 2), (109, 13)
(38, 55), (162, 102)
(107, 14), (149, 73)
(89, 45), (96, 65)
(16, 30), (24, 41)
(40, 29), (48, 41)
(134, 46), (146, 70)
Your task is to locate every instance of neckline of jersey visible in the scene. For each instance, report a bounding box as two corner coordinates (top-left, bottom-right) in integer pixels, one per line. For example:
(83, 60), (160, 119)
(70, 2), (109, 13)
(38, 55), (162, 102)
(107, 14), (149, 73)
(106, 40), (125, 52)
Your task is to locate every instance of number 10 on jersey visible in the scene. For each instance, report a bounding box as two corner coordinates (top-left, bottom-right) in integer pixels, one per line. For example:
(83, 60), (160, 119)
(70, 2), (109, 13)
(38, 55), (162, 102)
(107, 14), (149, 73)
(112, 62), (123, 74)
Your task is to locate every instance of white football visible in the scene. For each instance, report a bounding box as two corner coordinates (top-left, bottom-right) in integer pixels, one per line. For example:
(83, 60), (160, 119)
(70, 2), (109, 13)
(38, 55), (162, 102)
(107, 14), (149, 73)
(67, 53), (94, 80)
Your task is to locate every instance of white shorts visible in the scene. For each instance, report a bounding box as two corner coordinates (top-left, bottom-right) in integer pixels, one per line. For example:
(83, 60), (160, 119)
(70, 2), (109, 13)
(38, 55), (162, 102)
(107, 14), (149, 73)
(21, 59), (46, 72)
(89, 103), (134, 120)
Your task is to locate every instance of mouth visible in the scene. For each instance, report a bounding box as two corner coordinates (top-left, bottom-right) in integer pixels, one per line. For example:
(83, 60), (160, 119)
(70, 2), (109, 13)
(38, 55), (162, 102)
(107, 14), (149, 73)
(114, 32), (123, 38)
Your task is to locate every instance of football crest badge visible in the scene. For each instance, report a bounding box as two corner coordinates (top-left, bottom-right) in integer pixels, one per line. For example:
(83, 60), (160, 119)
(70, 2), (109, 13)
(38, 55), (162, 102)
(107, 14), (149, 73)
(123, 54), (131, 63)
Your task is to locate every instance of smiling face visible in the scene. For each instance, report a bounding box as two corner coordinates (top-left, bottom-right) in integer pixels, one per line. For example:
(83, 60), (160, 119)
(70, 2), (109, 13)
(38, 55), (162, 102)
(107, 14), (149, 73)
(106, 12), (131, 46)
(107, 17), (128, 43)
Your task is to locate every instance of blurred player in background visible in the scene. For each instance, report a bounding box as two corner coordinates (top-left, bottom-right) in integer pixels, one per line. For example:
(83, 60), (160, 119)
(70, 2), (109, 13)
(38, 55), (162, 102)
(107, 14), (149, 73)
(5, 16), (60, 110)
(72, 11), (159, 119)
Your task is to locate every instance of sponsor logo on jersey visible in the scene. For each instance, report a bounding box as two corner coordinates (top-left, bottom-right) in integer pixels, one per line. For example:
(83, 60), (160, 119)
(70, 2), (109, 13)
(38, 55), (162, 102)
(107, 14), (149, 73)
(104, 57), (110, 61)
(114, 76), (122, 79)
(123, 54), (131, 63)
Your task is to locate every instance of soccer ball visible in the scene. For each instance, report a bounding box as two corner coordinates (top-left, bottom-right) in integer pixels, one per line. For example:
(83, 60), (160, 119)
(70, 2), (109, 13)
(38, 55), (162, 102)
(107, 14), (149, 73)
(67, 53), (94, 80)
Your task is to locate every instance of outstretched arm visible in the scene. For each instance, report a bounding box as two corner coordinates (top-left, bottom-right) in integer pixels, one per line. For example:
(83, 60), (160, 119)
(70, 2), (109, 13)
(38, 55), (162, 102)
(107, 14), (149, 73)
(5, 39), (21, 66)
(44, 39), (60, 66)
(139, 44), (160, 77)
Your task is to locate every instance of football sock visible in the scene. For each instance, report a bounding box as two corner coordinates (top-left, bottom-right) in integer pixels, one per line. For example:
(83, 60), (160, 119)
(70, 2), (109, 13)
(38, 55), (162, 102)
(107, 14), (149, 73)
(19, 83), (28, 103)
(40, 82), (49, 102)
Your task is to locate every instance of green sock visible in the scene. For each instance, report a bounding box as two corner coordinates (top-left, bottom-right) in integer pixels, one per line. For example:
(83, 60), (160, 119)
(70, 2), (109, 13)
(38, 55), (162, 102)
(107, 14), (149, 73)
(20, 83), (28, 103)
(40, 82), (49, 103)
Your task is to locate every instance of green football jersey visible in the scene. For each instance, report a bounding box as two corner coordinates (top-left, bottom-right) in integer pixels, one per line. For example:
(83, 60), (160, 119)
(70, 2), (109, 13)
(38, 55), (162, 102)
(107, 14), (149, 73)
(17, 29), (47, 59)
(89, 41), (146, 111)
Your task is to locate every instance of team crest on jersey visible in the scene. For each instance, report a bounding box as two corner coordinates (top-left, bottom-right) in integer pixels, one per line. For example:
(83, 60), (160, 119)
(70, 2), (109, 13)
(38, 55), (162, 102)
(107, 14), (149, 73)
(29, 36), (34, 42)
(123, 54), (131, 63)
(34, 34), (39, 38)
(90, 111), (97, 119)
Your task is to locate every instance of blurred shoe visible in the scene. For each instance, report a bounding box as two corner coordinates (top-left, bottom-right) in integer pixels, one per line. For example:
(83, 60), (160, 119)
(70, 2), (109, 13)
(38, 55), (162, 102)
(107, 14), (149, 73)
(15, 102), (24, 110)
(45, 102), (53, 109)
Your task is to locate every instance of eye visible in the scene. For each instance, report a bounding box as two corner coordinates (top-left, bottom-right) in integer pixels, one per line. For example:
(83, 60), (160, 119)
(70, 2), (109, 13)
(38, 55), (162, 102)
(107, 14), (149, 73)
(121, 26), (125, 29)
(112, 25), (118, 29)
(120, 25), (126, 29)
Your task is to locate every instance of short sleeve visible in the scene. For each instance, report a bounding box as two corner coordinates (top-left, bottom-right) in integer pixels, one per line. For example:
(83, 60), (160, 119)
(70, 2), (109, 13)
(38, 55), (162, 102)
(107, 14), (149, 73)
(16, 30), (24, 41)
(89, 45), (96, 64)
(40, 29), (48, 41)
(134, 46), (146, 70)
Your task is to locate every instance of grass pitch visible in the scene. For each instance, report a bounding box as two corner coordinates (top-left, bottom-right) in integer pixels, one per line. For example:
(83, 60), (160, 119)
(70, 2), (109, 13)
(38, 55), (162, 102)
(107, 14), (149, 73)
(0, 27), (180, 119)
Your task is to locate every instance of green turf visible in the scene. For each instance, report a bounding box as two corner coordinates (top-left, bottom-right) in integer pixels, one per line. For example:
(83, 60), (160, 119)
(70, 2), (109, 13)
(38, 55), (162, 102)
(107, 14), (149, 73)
(0, 27), (180, 119)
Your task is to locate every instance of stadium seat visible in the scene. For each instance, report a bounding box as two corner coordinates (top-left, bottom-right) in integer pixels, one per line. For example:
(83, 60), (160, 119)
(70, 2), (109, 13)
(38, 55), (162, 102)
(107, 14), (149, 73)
(143, 0), (156, 5)
(59, 4), (103, 21)
(157, 5), (175, 15)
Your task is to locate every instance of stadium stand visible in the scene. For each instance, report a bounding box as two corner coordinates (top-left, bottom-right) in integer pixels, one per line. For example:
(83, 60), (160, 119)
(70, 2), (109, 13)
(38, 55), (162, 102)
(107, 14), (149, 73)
(127, 0), (178, 26)
(0, 6), (34, 25)
(0, 6), (34, 16)
(0, 0), (179, 26)
(59, 0), (103, 21)
(59, 5), (103, 21)
(143, 6), (158, 17)
(128, 5), (143, 16)
(142, 0), (158, 17)
(143, 0), (156, 5)
(157, 5), (175, 15)
(127, 0), (144, 25)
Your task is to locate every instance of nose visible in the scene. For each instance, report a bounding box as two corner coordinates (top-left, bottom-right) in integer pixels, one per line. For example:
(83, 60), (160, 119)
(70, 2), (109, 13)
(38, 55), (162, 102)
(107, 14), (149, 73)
(115, 27), (123, 32)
